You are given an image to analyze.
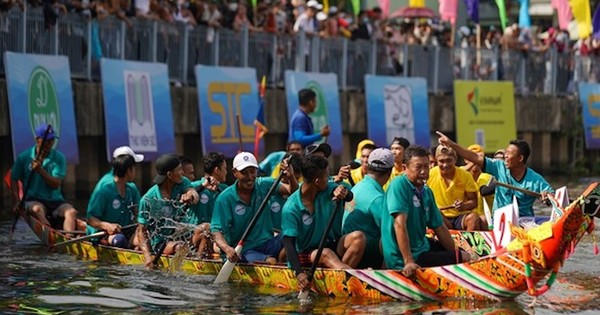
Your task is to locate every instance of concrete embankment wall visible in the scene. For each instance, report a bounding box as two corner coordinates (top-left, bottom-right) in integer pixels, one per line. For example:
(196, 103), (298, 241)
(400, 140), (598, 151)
(0, 79), (589, 209)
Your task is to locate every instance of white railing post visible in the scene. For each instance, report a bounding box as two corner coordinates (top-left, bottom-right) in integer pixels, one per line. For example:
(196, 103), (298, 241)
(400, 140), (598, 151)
(341, 38), (348, 90)
(241, 25), (249, 67)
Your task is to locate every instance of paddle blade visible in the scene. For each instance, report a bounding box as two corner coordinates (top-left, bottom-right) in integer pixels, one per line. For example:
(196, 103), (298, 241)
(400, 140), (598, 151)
(214, 245), (242, 284)
(298, 289), (310, 301)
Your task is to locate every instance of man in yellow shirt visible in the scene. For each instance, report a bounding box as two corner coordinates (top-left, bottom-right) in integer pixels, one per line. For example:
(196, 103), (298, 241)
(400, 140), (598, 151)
(462, 144), (494, 228)
(348, 143), (376, 186)
(428, 146), (484, 231)
(383, 137), (410, 190)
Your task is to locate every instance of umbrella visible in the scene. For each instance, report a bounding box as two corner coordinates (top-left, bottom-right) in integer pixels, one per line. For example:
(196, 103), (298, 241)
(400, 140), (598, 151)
(390, 6), (435, 19)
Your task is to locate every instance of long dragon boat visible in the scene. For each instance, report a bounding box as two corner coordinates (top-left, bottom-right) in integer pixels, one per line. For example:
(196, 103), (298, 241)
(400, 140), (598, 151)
(19, 183), (600, 302)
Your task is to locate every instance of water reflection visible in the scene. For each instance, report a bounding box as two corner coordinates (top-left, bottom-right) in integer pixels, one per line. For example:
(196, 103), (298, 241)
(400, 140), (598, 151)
(1, 211), (599, 314)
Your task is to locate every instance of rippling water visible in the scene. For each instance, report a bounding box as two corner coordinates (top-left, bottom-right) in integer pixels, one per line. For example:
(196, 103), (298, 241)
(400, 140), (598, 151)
(2, 179), (600, 314)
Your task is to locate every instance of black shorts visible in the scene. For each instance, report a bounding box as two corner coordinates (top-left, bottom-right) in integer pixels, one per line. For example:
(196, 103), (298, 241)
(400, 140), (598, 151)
(415, 238), (463, 268)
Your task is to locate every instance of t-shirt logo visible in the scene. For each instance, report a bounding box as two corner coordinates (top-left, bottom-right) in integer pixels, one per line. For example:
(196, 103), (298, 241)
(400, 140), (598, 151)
(270, 202), (281, 213)
(344, 200), (355, 213)
(302, 213), (313, 226)
(244, 156), (249, 161)
(235, 204), (246, 216)
(200, 193), (209, 204)
(413, 195), (421, 207)
(112, 199), (121, 209)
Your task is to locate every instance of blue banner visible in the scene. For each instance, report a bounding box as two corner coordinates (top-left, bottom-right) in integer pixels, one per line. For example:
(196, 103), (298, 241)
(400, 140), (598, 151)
(100, 58), (175, 162)
(365, 75), (431, 147)
(579, 83), (600, 149)
(5, 52), (79, 164)
(284, 71), (343, 155)
(195, 65), (261, 157)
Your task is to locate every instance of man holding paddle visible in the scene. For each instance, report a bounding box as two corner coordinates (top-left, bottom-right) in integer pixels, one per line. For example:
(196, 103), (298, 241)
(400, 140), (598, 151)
(282, 155), (365, 292)
(86, 154), (141, 248)
(11, 124), (80, 237)
(437, 132), (554, 220)
(211, 152), (298, 264)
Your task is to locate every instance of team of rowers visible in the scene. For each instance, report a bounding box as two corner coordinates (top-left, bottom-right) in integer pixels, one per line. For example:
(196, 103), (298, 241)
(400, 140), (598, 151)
(10, 124), (554, 282)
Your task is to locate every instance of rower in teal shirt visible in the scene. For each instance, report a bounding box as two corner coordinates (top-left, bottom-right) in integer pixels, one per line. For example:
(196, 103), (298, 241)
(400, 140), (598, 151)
(343, 148), (395, 268)
(86, 154), (141, 248)
(137, 154), (199, 269)
(211, 152), (298, 264)
(381, 146), (468, 277)
(187, 178), (227, 225)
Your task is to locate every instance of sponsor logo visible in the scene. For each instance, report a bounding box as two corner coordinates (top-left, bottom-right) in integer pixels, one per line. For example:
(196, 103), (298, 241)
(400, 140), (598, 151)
(302, 213), (313, 226)
(270, 201), (281, 213)
(200, 193), (209, 204)
(412, 195), (421, 208)
(112, 199), (121, 209)
(235, 204), (246, 216)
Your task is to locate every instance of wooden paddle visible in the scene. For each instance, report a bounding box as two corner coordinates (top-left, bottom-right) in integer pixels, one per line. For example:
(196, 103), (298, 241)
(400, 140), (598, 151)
(214, 168), (287, 284)
(51, 223), (137, 248)
(236, 114), (244, 153)
(298, 200), (343, 301)
(9, 124), (53, 241)
(491, 178), (542, 198)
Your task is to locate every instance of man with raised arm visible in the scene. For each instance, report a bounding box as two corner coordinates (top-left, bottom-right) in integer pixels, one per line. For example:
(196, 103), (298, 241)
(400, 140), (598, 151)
(436, 132), (553, 220)
(381, 146), (470, 277)
(86, 154), (141, 248)
(282, 155), (365, 292)
(289, 88), (330, 147)
(211, 152), (298, 264)
(136, 153), (200, 268)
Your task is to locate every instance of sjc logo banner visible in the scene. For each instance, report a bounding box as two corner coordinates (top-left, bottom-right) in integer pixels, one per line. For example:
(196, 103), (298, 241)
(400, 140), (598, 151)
(101, 58), (175, 162)
(195, 65), (260, 157)
(364, 75), (430, 147)
(5, 52), (79, 163)
(454, 81), (516, 152)
(284, 71), (343, 156)
(578, 83), (600, 149)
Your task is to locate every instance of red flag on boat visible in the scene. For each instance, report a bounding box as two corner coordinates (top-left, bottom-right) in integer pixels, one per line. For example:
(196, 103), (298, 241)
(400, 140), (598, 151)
(254, 76), (268, 157)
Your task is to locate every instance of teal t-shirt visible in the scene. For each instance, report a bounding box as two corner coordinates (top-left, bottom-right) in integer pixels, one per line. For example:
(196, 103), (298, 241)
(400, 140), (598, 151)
(185, 178), (228, 225)
(381, 175), (443, 270)
(210, 177), (281, 252)
(259, 151), (286, 177)
(137, 177), (193, 249)
(343, 175), (384, 244)
(91, 171), (113, 194)
(86, 179), (141, 235)
(281, 182), (343, 253)
(483, 157), (554, 217)
(11, 146), (66, 203)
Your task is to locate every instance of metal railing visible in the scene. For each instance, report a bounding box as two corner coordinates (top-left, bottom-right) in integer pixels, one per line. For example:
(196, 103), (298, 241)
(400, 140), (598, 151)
(0, 7), (594, 95)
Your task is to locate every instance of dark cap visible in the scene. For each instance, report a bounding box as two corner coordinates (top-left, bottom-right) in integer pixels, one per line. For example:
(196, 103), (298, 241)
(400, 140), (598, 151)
(390, 137), (410, 149)
(304, 143), (332, 158)
(153, 153), (181, 185)
(35, 124), (57, 140)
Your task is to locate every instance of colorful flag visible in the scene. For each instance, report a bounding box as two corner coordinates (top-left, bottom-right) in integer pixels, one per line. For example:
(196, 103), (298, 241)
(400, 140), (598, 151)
(552, 0), (573, 31)
(495, 0), (507, 30)
(254, 76), (268, 156)
(351, 0), (360, 15)
(593, 3), (600, 38)
(569, 0), (592, 38)
(378, 0), (390, 16)
(409, 0), (425, 7)
(439, 0), (458, 25)
(519, 0), (531, 28)
(464, 0), (479, 23)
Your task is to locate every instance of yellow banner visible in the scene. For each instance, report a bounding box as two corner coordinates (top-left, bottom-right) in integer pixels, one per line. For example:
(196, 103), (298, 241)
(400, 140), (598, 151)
(454, 81), (516, 153)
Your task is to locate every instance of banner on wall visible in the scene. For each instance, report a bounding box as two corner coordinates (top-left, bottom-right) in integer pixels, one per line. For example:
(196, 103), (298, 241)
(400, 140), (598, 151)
(578, 83), (600, 149)
(454, 81), (516, 152)
(195, 65), (261, 157)
(5, 52), (79, 163)
(364, 75), (430, 147)
(101, 58), (175, 162)
(284, 71), (343, 155)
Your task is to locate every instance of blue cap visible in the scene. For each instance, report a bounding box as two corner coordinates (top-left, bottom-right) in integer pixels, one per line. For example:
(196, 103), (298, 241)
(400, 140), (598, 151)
(35, 124), (57, 140)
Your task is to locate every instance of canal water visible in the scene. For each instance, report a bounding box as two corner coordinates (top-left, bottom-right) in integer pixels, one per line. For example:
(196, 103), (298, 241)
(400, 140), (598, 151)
(1, 179), (599, 314)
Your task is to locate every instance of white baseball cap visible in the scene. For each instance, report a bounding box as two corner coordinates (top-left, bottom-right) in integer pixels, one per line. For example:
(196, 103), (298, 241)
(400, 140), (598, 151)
(113, 146), (144, 162)
(233, 152), (259, 171)
(307, 0), (323, 10)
